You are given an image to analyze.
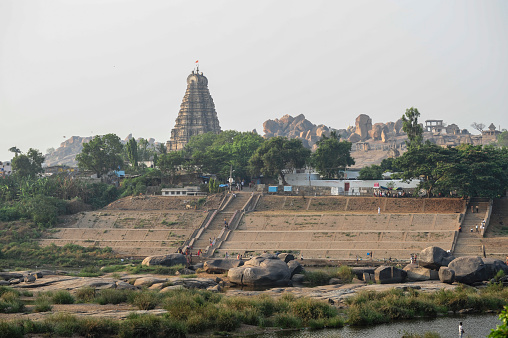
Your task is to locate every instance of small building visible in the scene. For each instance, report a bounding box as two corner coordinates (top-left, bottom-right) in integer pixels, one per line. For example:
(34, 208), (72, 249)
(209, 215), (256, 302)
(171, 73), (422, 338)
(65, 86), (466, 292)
(425, 120), (445, 133)
(161, 186), (206, 196)
(0, 161), (12, 177)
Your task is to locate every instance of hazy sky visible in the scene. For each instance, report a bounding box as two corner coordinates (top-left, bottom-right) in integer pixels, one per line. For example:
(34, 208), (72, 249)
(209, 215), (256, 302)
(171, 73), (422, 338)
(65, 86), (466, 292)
(1, 0), (507, 161)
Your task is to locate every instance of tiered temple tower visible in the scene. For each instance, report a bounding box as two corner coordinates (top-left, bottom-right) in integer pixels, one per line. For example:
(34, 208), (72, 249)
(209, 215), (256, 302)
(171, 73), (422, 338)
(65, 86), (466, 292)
(166, 67), (221, 151)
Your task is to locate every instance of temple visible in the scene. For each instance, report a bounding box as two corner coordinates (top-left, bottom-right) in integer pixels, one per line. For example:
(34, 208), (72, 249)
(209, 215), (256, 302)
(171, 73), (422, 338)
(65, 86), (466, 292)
(166, 66), (221, 151)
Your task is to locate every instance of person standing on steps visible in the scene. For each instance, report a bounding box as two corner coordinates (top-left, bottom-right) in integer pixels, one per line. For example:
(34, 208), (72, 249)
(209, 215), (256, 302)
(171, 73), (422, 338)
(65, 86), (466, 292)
(476, 205), (479, 213)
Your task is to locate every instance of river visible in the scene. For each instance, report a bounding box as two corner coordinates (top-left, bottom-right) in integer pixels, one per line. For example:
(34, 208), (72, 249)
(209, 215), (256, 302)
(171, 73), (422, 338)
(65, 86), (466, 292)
(259, 313), (500, 337)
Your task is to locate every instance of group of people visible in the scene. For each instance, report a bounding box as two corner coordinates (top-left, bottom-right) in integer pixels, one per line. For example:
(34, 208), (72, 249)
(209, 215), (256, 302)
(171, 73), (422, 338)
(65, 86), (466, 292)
(373, 190), (411, 198)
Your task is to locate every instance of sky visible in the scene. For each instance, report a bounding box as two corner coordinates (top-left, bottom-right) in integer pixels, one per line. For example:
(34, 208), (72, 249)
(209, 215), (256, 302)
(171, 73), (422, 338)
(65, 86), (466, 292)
(1, 0), (507, 161)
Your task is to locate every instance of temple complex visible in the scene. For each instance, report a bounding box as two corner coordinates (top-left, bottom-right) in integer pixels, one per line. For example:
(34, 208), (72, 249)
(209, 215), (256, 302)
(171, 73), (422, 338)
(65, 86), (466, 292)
(166, 66), (221, 151)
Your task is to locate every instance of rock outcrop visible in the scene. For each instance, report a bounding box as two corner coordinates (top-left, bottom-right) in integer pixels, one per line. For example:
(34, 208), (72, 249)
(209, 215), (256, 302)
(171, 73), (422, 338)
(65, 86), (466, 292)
(419, 246), (455, 270)
(228, 253), (292, 287)
(204, 259), (244, 274)
(141, 253), (186, 267)
(374, 266), (407, 284)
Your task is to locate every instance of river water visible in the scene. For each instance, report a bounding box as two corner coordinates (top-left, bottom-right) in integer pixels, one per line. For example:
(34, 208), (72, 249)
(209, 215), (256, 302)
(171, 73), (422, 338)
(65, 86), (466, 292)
(259, 313), (500, 337)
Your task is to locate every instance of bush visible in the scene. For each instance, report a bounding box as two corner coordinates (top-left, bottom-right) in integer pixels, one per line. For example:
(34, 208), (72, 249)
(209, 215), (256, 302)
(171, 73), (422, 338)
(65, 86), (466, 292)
(51, 290), (75, 304)
(290, 298), (337, 323)
(34, 297), (53, 312)
(132, 291), (160, 310)
(336, 265), (355, 282)
(75, 287), (96, 303)
(96, 289), (132, 305)
(273, 313), (302, 328)
(0, 320), (24, 338)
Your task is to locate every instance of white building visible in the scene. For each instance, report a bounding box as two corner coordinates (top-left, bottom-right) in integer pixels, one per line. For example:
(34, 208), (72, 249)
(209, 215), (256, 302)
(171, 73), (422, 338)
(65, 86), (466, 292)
(161, 186), (206, 196)
(0, 161), (12, 177)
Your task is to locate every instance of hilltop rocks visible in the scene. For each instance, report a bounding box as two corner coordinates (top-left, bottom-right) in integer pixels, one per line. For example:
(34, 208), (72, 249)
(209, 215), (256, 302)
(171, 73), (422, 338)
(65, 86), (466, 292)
(355, 114), (372, 141)
(419, 246), (455, 270)
(262, 114), (333, 151)
(228, 253), (292, 287)
(141, 253), (186, 267)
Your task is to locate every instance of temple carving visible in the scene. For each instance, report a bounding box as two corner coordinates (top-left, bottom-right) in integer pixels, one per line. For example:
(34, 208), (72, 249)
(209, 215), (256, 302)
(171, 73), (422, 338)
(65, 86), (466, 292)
(166, 67), (221, 151)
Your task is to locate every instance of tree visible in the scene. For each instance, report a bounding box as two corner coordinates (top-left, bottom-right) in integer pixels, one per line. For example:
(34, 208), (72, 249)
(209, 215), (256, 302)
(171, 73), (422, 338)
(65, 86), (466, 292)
(76, 134), (123, 178)
(249, 137), (311, 185)
(497, 131), (508, 147)
(489, 305), (508, 337)
(358, 165), (383, 180)
(380, 158), (400, 172)
(157, 151), (184, 184)
(185, 131), (264, 181)
(401, 107), (423, 149)
(11, 148), (45, 178)
(8, 146), (21, 157)
(471, 122), (486, 133)
(126, 138), (139, 168)
(395, 142), (457, 197)
(312, 132), (355, 179)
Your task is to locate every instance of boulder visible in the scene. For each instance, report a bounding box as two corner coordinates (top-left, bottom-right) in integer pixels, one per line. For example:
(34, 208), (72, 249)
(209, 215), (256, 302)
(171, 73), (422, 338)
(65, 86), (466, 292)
(419, 246), (455, 270)
(228, 254), (291, 287)
(34, 272), (43, 279)
(24, 274), (36, 283)
(403, 264), (439, 281)
(133, 277), (168, 287)
(374, 266), (407, 284)
(0, 281), (9, 286)
(483, 258), (508, 277)
(348, 133), (362, 143)
(328, 278), (343, 285)
(448, 256), (489, 285)
(160, 285), (185, 292)
(351, 267), (376, 281)
(291, 274), (305, 284)
(287, 260), (303, 277)
(176, 268), (195, 276)
(438, 267), (455, 284)
(355, 114), (372, 140)
(278, 253), (295, 263)
(204, 259), (244, 274)
(116, 281), (137, 290)
(190, 263), (204, 271)
(141, 254), (186, 267)
(0, 272), (23, 281)
(171, 277), (217, 289)
(207, 284), (222, 293)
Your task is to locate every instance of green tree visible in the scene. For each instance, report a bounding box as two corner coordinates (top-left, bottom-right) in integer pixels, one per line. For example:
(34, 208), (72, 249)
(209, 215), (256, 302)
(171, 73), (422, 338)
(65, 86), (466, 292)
(401, 107), (423, 149)
(8, 146), (21, 157)
(11, 148), (45, 178)
(497, 131), (508, 147)
(358, 165), (383, 180)
(380, 158), (400, 172)
(395, 142), (456, 197)
(312, 132), (355, 179)
(126, 138), (139, 168)
(249, 137), (311, 185)
(489, 305), (508, 337)
(157, 151), (184, 184)
(76, 134), (123, 178)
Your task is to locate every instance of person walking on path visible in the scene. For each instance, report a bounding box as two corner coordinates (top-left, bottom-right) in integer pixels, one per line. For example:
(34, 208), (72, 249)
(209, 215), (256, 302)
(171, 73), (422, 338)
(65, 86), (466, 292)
(459, 321), (465, 338)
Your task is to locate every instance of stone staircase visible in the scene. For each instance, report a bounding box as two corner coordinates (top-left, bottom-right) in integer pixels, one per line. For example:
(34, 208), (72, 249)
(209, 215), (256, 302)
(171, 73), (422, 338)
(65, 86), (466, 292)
(453, 199), (490, 257)
(191, 192), (251, 256)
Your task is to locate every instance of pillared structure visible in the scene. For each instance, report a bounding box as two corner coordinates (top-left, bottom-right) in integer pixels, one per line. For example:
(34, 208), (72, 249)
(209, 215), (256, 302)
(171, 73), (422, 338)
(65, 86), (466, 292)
(166, 67), (221, 151)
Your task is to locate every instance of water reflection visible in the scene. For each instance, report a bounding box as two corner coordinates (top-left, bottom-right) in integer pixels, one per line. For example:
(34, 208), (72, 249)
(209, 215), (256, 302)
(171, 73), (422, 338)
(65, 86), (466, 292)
(259, 313), (499, 337)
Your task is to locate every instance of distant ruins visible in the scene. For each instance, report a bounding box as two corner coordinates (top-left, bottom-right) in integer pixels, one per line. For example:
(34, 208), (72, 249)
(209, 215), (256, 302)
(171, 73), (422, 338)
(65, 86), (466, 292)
(166, 67), (221, 152)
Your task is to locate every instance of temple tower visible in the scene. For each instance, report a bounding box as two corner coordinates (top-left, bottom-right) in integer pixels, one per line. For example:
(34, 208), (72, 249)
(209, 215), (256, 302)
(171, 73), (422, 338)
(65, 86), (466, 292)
(167, 67), (221, 151)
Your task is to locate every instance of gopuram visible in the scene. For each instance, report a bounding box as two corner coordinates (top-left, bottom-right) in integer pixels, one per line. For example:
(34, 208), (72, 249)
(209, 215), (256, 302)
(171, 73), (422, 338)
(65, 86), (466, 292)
(166, 65), (222, 151)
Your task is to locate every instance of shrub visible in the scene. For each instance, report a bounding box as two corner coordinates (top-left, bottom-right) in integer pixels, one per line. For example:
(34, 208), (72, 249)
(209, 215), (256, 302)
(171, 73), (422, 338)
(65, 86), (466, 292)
(95, 289), (132, 305)
(336, 265), (355, 282)
(51, 290), (75, 304)
(34, 297), (53, 312)
(290, 298), (337, 323)
(132, 291), (160, 310)
(75, 287), (96, 303)
(0, 320), (24, 338)
(303, 270), (331, 286)
(273, 313), (302, 328)
(215, 307), (241, 331)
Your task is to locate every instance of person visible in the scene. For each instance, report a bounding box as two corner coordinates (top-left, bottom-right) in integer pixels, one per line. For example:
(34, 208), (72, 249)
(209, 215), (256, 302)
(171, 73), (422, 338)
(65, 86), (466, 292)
(378, 206), (381, 214)
(476, 205), (479, 213)
(476, 225), (479, 232)
(459, 226), (462, 232)
(459, 321), (464, 338)
(300, 254), (304, 260)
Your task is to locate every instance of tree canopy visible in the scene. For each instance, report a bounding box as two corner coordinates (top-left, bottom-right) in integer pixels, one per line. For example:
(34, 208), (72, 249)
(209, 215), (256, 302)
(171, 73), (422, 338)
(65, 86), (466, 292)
(401, 107), (423, 149)
(76, 134), (123, 178)
(249, 136), (311, 185)
(358, 165), (383, 180)
(11, 148), (45, 178)
(311, 132), (355, 179)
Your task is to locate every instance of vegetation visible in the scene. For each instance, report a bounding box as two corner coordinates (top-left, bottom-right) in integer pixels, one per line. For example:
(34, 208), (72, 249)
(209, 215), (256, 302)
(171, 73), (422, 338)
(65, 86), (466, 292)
(358, 164), (383, 180)
(76, 133), (124, 178)
(249, 136), (311, 185)
(490, 305), (508, 337)
(311, 131), (355, 179)
(10, 148), (45, 178)
(401, 107), (423, 149)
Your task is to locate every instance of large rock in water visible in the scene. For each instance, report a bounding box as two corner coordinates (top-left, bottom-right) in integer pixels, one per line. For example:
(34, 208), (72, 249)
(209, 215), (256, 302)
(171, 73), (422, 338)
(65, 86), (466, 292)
(228, 253), (291, 287)
(448, 256), (489, 285)
(403, 264), (439, 281)
(419, 246), (455, 270)
(374, 266), (407, 284)
(204, 259), (244, 274)
(142, 254), (186, 267)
